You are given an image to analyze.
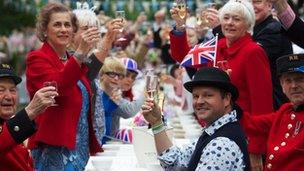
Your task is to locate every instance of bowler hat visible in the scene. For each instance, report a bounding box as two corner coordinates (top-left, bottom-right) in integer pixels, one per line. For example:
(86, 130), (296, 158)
(276, 54), (304, 76)
(0, 64), (22, 85)
(184, 67), (238, 101)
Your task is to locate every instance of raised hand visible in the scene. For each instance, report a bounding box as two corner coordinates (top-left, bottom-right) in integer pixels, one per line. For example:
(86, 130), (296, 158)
(170, 6), (186, 31)
(205, 8), (220, 29)
(76, 27), (101, 56)
(141, 98), (162, 126)
(25, 86), (58, 120)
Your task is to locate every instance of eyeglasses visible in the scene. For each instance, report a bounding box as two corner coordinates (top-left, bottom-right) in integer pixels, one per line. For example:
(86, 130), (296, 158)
(105, 72), (125, 79)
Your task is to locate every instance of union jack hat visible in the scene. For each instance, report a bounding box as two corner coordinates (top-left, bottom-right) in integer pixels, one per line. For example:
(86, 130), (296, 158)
(121, 57), (139, 74)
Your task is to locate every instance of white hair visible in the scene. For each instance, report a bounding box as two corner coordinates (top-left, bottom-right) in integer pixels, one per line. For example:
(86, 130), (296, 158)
(219, 0), (255, 34)
(73, 2), (100, 29)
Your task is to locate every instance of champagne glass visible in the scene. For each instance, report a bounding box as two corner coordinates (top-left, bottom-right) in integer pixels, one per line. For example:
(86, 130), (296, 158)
(196, 8), (203, 26)
(176, 0), (187, 20)
(115, 10), (127, 45)
(145, 70), (158, 99)
(115, 10), (125, 33)
(43, 81), (58, 106)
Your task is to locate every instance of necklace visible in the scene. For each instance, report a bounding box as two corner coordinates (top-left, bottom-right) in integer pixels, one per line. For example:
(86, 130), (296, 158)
(59, 54), (68, 61)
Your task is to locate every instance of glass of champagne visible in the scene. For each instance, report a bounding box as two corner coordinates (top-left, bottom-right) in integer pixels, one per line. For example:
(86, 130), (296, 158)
(115, 10), (125, 33)
(176, 0), (187, 20)
(196, 8), (203, 26)
(43, 81), (58, 106)
(145, 70), (158, 99)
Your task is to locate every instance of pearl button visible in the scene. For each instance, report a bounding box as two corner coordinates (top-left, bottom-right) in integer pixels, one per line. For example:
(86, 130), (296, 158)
(274, 146), (279, 151)
(285, 133), (290, 138)
(267, 163), (272, 169)
(14, 126), (20, 132)
(291, 114), (296, 120)
(288, 124), (293, 129)
(0, 126), (2, 133)
(281, 142), (286, 146)
(269, 154), (274, 160)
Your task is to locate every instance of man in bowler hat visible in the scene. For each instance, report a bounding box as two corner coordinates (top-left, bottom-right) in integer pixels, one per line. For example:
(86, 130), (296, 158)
(241, 53), (304, 170)
(141, 67), (250, 170)
(0, 64), (58, 170)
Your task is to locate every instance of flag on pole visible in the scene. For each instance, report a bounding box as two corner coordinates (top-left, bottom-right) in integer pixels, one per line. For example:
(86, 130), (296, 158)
(181, 35), (218, 68)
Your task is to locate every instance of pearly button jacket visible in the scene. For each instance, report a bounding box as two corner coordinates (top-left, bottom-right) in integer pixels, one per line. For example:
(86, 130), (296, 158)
(0, 109), (36, 171)
(241, 103), (304, 171)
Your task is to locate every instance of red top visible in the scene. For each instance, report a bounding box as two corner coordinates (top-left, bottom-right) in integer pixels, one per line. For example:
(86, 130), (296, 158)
(170, 31), (273, 115)
(26, 43), (101, 154)
(0, 123), (34, 171)
(241, 103), (304, 170)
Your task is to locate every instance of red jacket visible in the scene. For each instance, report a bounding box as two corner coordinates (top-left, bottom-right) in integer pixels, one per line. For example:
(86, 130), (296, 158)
(242, 103), (304, 170)
(170, 31), (273, 115)
(0, 110), (35, 171)
(26, 43), (101, 154)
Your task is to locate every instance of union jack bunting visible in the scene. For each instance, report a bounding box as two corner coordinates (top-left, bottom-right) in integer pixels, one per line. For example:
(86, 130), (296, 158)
(115, 128), (133, 143)
(181, 35), (218, 68)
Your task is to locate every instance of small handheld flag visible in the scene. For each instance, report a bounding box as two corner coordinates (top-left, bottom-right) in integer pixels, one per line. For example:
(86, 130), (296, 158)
(181, 35), (218, 68)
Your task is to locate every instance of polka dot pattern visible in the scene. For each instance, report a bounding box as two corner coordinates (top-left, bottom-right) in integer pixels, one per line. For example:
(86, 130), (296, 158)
(158, 110), (246, 170)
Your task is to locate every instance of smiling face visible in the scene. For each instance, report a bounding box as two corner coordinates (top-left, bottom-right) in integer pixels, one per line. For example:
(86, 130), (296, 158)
(0, 78), (18, 120)
(45, 12), (73, 51)
(221, 11), (248, 45)
(192, 86), (231, 126)
(252, 0), (272, 24)
(280, 72), (304, 107)
(121, 70), (137, 91)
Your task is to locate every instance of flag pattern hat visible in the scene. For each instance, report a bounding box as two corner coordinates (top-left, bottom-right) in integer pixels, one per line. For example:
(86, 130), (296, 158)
(121, 57), (139, 74)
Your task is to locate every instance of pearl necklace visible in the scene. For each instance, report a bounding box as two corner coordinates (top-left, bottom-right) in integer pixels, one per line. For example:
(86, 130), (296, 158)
(59, 54), (68, 61)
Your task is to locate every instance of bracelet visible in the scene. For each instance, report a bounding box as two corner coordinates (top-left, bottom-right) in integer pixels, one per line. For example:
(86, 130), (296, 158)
(73, 52), (85, 62)
(152, 121), (166, 135)
(99, 46), (109, 52)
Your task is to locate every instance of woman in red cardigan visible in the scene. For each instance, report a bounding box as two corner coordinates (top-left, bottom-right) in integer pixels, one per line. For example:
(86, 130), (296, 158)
(170, 1), (273, 170)
(25, 2), (119, 170)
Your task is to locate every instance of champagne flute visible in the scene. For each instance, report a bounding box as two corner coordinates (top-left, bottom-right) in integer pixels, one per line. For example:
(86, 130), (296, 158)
(145, 70), (158, 99)
(115, 10), (127, 45)
(176, 0), (187, 20)
(115, 10), (125, 33)
(196, 8), (203, 26)
(43, 81), (58, 106)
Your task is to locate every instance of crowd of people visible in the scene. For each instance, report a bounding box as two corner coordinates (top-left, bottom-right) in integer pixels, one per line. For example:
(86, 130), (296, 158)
(1, 0), (304, 170)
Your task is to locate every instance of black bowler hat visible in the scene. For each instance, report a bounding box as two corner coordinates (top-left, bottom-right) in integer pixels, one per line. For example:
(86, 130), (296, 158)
(184, 67), (238, 101)
(0, 64), (22, 85)
(276, 54), (304, 76)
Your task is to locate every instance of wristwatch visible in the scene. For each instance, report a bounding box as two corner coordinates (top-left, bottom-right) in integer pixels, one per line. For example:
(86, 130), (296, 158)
(73, 52), (85, 62)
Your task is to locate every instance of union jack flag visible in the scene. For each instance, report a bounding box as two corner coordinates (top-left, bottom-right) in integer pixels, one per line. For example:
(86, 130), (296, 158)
(115, 128), (133, 143)
(181, 35), (218, 68)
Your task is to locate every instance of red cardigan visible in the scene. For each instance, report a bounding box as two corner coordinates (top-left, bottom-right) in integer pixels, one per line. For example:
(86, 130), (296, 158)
(26, 43), (101, 154)
(241, 103), (304, 170)
(0, 123), (34, 171)
(170, 31), (273, 115)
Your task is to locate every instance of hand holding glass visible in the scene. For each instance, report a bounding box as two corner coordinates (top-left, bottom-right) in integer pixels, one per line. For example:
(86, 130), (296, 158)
(43, 81), (58, 106)
(115, 11), (125, 32)
(176, 0), (187, 20)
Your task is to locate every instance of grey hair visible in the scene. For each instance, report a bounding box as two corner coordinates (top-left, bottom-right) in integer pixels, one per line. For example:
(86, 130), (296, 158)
(72, 3), (100, 29)
(219, 0), (255, 34)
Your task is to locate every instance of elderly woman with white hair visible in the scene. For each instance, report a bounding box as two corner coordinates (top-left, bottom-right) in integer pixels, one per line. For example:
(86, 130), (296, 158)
(170, 1), (273, 121)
